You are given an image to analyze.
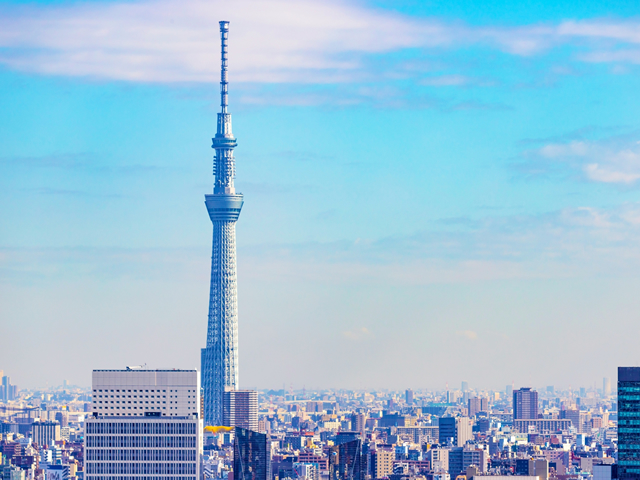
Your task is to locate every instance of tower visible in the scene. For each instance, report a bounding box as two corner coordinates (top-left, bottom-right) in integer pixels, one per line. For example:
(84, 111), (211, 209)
(201, 20), (243, 426)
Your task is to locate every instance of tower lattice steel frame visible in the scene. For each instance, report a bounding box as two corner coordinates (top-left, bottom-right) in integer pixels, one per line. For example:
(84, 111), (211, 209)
(201, 20), (243, 426)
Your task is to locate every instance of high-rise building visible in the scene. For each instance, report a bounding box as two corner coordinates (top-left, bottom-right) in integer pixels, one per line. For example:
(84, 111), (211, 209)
(618, 367), (640, 479)
(506, 384), (513, 398)
(329, 438), (364, 480)
(91, 369), (200, 417)
(468, 397), (488, 417)
(438, 417), (473, 447)
(603, 377), (612, 397)
(223, 390), (257, 430)
(351, 413), (365, 434)
(448, 446), (488, 477)
(513, 388), (538, 419)
(201, 20), (244, 427)
(2, 376), (11, 402)
(233, 427), (271, 480)
(461, 381), (469, 392)
(372, 448), (394, 479)
(406, 389), (414, 405)
(85, 369), (203, 480)
(32, 421), (61, 447)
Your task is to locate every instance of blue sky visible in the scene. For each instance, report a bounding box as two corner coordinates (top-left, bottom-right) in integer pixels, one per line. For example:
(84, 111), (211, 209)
(2, 0), (640, 391)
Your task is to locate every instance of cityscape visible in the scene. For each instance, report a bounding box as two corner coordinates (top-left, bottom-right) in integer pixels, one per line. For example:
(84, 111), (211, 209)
(3, 1), (640, 480)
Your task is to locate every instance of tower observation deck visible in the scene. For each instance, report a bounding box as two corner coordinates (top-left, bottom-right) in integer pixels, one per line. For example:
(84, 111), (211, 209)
(201, 20), (243, 426)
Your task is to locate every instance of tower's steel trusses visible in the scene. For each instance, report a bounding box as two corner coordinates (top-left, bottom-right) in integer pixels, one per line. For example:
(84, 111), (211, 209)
(202, 20), (243, 426)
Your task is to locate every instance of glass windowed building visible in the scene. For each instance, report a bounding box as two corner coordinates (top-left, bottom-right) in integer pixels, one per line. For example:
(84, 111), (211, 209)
(618, 367), (640, 479)
(234, 427), (271, 480)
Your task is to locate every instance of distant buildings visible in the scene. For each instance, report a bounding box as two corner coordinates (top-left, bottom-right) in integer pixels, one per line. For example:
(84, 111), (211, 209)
(1, 374), (18, 402)
(513, 387), (538, 419)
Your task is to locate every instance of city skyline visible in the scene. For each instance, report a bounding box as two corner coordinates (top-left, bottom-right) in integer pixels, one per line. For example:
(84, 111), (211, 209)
(3, 0), (640, 389)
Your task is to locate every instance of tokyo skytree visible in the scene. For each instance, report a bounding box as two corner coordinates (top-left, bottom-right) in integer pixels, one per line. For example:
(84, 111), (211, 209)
(201, 20), (243, 426)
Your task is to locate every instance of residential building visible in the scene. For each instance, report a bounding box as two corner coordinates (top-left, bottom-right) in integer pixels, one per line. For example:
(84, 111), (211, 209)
(372, 448), (394, 479)
(31, 421), (60, 447)
(223, 390), (258, 430)
(513, 419), (571, 433)
(468, 398), (488, 417)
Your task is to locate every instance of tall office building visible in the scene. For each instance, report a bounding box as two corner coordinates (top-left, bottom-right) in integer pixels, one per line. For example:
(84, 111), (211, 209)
(618, 367), (640, 479)
(233, 427), (271, 480)
(329, 438), (365, 480)
(223, 390), (258, 430)
(85, 369), (203, 480)
(351, 413), (366, 434)
(91, 369), (200, 417)
(438, 417), (473, 447)
(201, 20), (244, 427)
(513, 388), (538, 419)
(405, 389), (414, 405)
(468, 397), (488, 417)
(32, 421), (61, 447)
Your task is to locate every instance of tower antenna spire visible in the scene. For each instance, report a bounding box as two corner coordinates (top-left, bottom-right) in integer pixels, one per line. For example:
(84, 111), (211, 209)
(219, 20), (229, 114)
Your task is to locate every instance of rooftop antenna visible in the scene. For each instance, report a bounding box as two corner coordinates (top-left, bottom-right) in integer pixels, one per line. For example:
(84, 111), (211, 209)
(126, 363), (147, 371)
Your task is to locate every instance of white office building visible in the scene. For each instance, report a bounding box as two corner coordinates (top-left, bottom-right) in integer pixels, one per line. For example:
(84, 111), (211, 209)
(91, 369), (200, 417)
(86, 369), (203, 479)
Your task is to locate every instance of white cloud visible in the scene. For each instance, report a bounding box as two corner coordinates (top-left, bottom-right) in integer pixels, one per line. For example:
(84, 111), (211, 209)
(0, 0), (452, 83)
(2, 0), (640, 84)
(530, 136), (640, 184)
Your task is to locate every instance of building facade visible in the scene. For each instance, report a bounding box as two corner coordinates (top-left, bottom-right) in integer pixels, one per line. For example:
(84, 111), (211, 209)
(619, 366), (640, 479)
(233, 427), (271, 480)
(329, 439), (364, 480)
(201, 20), (244, 427)
(85, 369), (203, 480)
(513, 388), (538, 420)
(91, 369), (200, 417)
(31, 421), (61, 447)
(438, 417), (472, 447)
(468, 398), (488, 417)
(223, 390), (257, 430)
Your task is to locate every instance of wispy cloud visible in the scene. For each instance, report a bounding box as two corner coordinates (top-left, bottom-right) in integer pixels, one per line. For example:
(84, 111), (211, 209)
(521, 133), (640, 184)
(6, 202), (640, 286)
(2, 0), (640, 86)
(457, 330), (477, 340)
(342, 327), (372, 341)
